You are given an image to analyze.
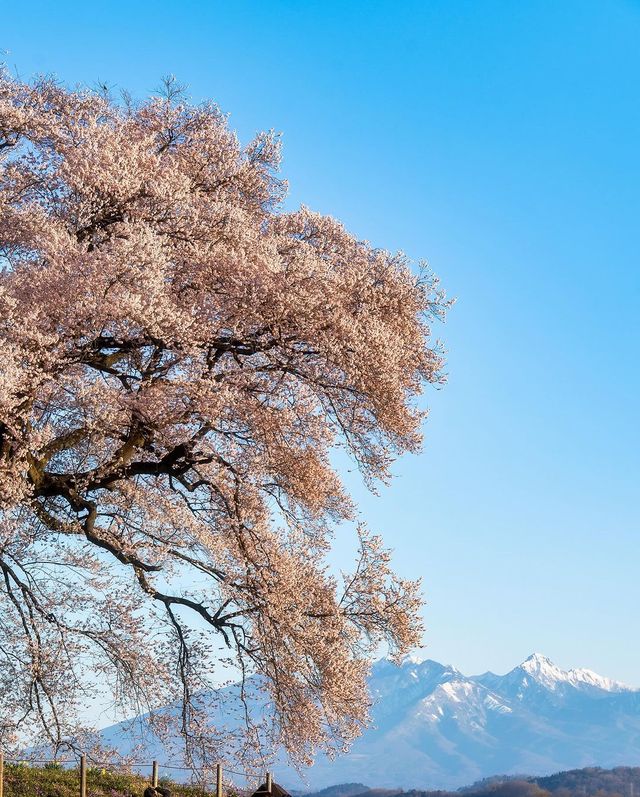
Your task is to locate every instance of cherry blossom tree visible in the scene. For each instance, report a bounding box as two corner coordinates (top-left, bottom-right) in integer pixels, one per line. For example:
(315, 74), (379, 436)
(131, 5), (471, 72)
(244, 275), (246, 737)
(0, 71), (449, 768)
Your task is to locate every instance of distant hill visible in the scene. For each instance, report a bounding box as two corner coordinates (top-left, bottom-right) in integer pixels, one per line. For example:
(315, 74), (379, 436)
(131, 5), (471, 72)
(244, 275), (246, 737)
(305, 766), (640, 797)
(303, 785), (371, 797)
(303, 786), (371, 797)
(536, 766), (640, 795)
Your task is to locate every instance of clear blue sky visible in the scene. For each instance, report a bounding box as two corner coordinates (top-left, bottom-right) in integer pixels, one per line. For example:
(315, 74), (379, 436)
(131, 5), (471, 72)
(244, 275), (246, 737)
(3, 0), (639, 685)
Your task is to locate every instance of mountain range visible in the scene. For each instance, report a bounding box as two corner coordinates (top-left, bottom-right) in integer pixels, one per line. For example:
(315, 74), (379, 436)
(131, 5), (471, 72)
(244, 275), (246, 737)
(99, 653), (640, 790)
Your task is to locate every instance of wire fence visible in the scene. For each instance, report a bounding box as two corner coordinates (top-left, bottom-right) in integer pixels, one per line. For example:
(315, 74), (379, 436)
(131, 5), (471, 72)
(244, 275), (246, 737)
(0, 752), (275, 797)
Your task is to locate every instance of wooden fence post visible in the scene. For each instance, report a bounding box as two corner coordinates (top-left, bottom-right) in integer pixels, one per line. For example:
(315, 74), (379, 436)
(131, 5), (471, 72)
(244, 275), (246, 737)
(80, 754), (87, 797)
(0, 750), (4, 797)
(266, 772), (272, 795)
(152, 760), (159, 788)
(216, 764), (223, 797)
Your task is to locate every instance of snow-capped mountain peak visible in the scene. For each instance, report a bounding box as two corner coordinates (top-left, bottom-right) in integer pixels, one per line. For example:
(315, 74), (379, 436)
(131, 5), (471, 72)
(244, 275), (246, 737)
(565, 666), (630, 692)
(523, 652), (555, 668)
(516, 652), (633, 694)
(402, 652), (429, 666)
(519, 652), (568, 689)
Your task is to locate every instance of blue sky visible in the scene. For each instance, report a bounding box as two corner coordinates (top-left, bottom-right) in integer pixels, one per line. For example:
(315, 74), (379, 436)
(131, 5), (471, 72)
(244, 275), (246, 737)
(3, 1), (639, 685)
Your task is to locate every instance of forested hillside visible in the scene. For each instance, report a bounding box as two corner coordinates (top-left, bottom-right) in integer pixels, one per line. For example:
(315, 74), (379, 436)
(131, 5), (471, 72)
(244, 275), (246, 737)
(305, 767), (640, 797)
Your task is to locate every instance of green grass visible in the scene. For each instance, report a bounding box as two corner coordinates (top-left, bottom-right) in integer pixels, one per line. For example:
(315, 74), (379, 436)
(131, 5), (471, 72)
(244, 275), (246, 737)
(2, 763), (228, 797)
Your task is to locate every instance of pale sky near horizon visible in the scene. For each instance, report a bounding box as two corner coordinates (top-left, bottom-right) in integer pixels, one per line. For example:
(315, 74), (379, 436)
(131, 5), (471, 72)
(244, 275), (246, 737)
(2, 1), (639, 688)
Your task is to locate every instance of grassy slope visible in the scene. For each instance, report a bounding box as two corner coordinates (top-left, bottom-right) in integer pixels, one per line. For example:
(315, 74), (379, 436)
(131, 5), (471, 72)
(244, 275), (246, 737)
(2, 764), (225, 797)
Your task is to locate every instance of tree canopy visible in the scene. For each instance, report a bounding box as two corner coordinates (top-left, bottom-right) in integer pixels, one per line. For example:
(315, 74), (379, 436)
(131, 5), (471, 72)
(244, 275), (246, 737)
(0, 71), (449, 767)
